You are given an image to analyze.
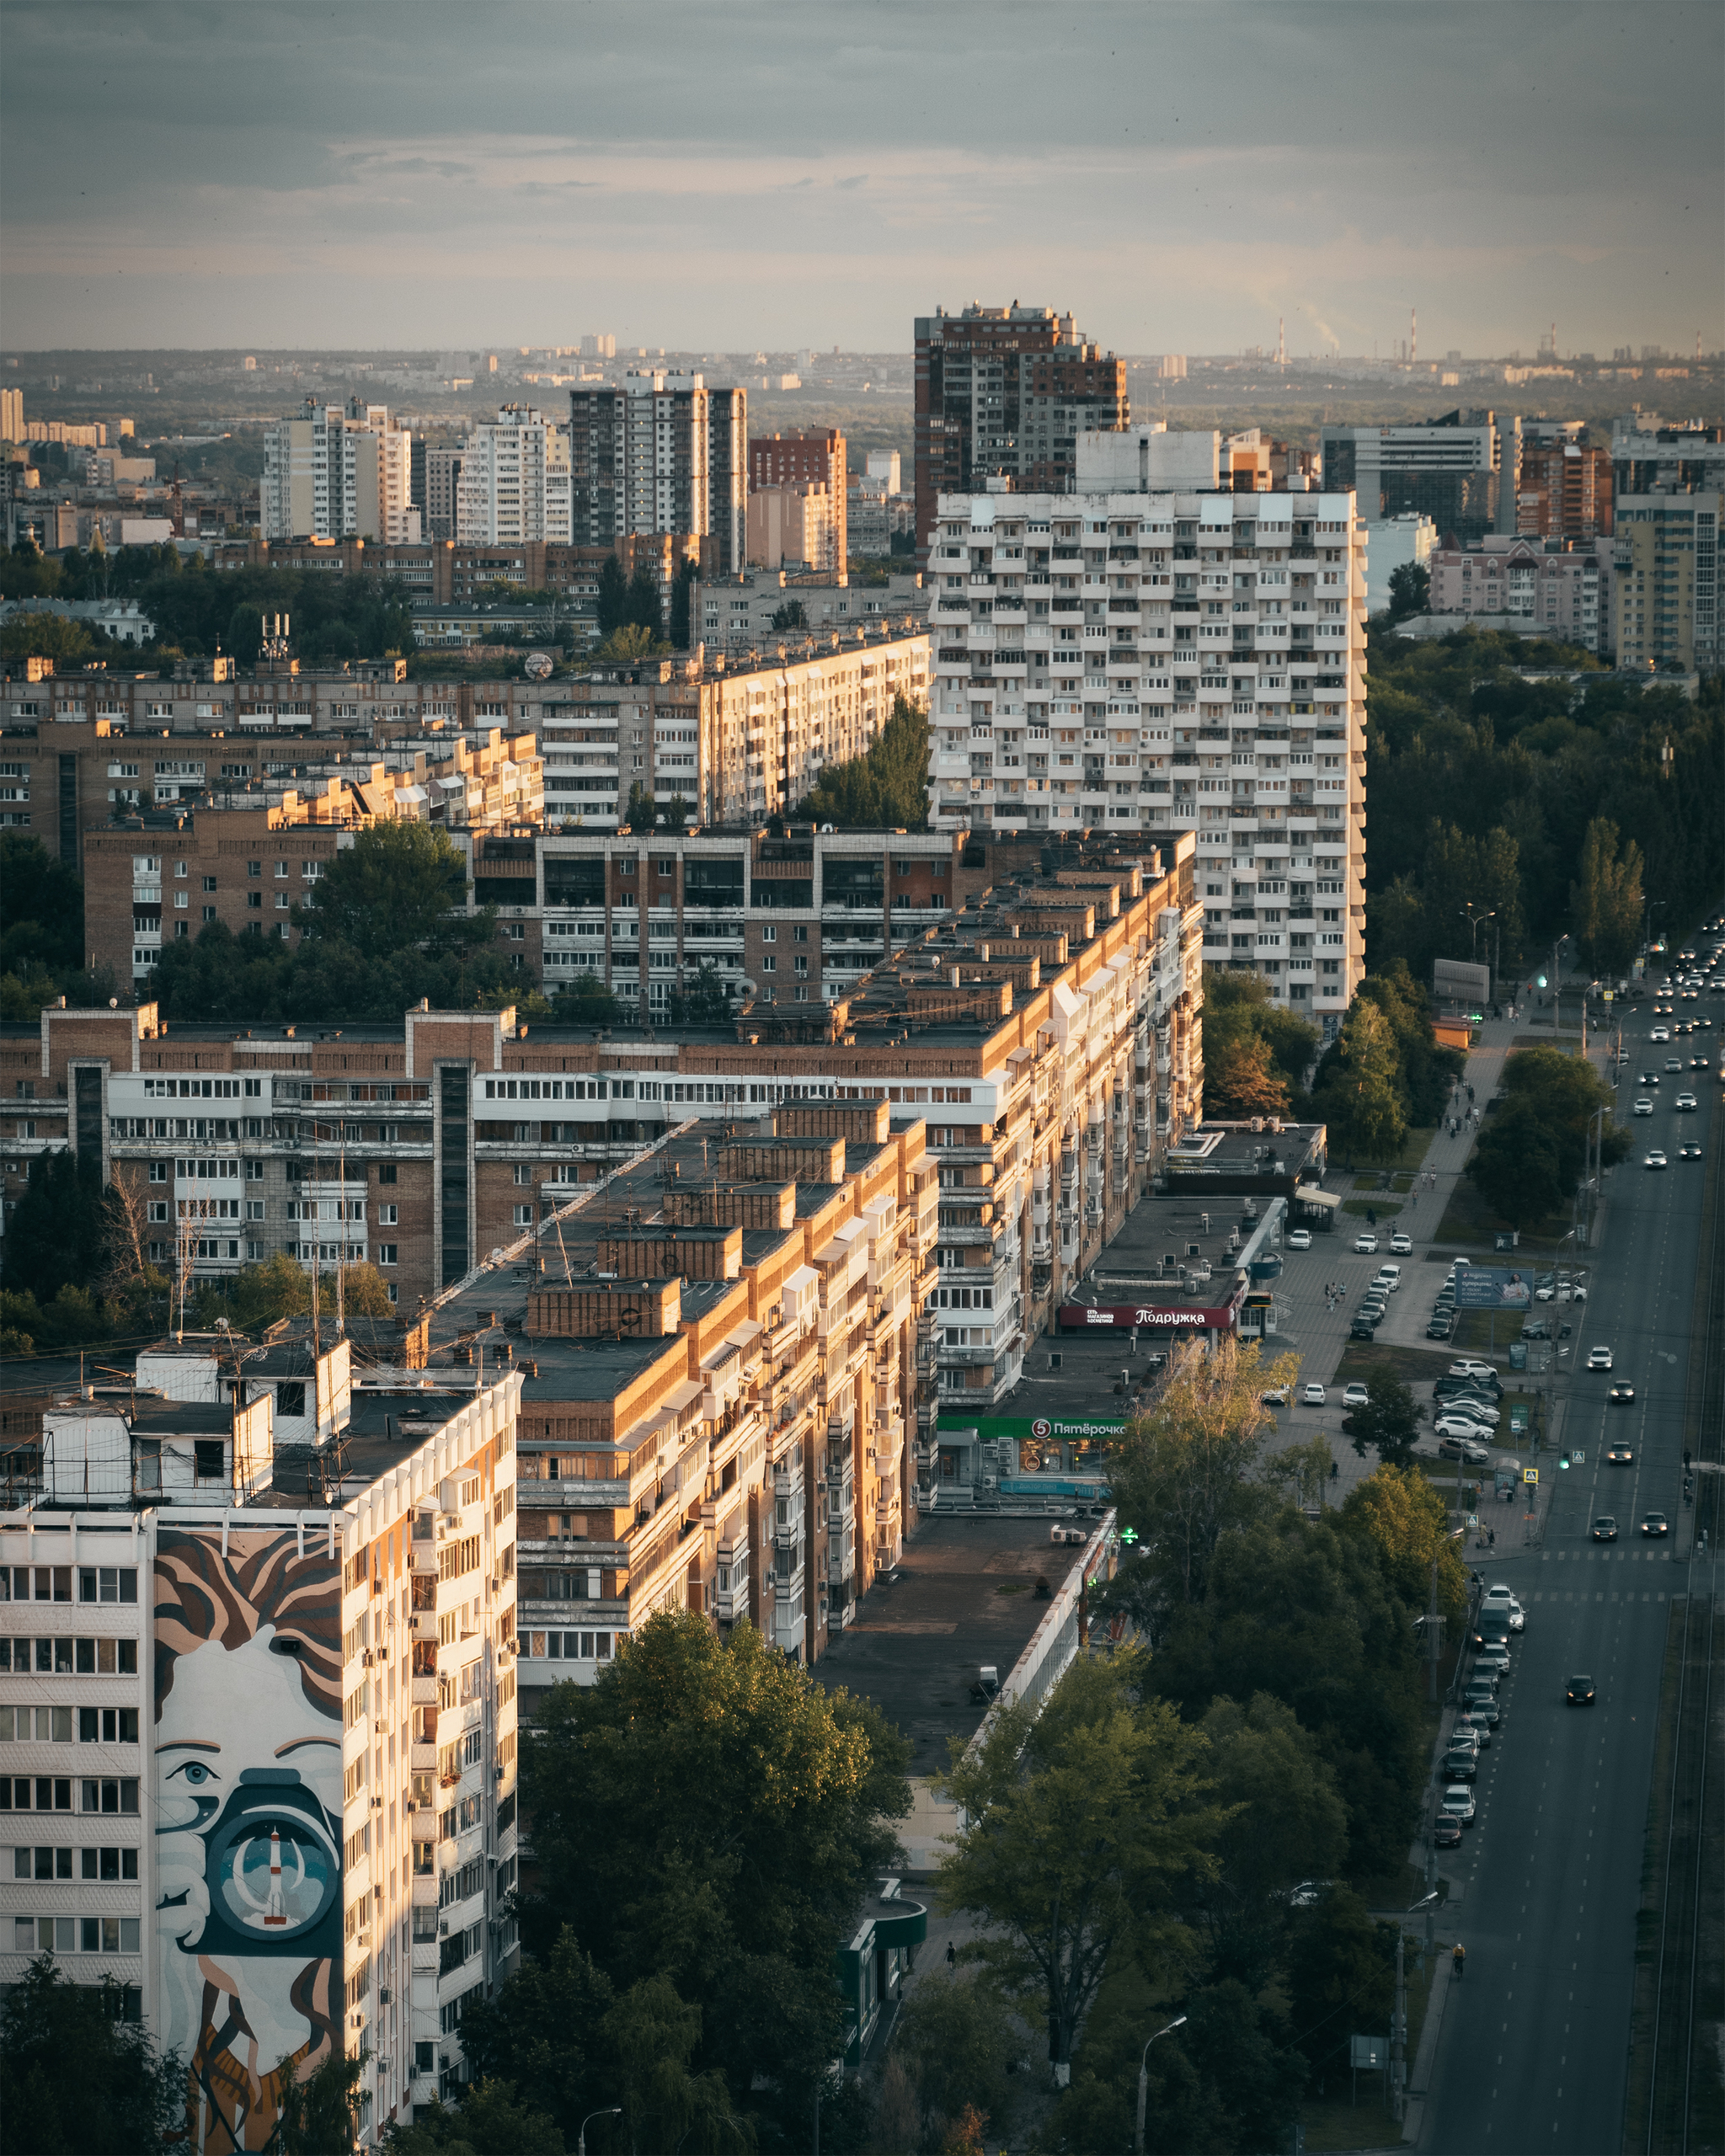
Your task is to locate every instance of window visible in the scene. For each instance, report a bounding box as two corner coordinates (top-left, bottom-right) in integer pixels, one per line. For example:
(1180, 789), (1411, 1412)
(275, 894), (289, 910)
(512, 1165), (531, 1186)
(276, 1382), (306, 1417)
(378, 1163), (398, 1185)
(80, 1780), (140, 1815)
(202, 877), (217, 893)
(202, 906), (217, 923)
(378, 1244), (398, 1266)
(379, 1204), (398, 1225)
(77, 1708), (139, 1744)
(512, 1205), (532, 1226)
(76, 1568), (136, 1606)
(80, 1917), (142, 1953)
(79, 1847), (139, 1881)
(247, 892), (262, 910)
(275, 862), (288, 878)
(174, 892), (189, 910)
(174, 861), (188, 879)
(14, 1847), (73, 1881)
(247, 861), (261, 878)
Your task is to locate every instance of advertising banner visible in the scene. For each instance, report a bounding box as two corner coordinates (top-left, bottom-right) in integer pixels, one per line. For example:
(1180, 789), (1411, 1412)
(1453, 1264), (1535, 1310)
(1058, 1301), (1238, 1331)
(1434, 958), (1490, 1004)
(936, 1413), (1125, 1446)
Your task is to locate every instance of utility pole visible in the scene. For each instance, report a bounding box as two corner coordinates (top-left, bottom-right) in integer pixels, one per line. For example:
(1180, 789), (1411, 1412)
(1428, 1545), (1441, 1702)
(1391, 1926), (1407, 2122)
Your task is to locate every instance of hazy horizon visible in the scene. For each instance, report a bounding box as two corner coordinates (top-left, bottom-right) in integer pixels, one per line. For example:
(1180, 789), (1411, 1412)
(2, 0), (1721, 359)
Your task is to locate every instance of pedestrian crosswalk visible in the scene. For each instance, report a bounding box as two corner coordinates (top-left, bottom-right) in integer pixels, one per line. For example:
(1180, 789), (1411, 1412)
(1540, 1547), (1678, 1561)
(1522, 1589), (1669, 1602)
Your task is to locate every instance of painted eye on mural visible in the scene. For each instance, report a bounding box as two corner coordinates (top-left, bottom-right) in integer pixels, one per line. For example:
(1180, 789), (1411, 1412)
(168, 1758), (219, 1787)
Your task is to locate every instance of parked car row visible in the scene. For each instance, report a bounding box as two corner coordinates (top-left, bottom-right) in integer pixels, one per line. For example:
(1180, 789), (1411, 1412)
(1436, 1585), (1526, 1843)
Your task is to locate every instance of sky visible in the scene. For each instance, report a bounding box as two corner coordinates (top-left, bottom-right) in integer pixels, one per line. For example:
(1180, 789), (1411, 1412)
(2, 0), (1721, 358)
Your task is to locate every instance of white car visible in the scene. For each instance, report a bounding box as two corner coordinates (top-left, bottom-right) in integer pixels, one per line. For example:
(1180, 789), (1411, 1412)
(1389, 1232), (1413, 1255)
(1376, 1263), (1402, 1288)
(1354, 1232), (1379, 1254)
(1444, 1398), (1500, 1425)
(1587, 1346), (1614, 1370)
(1440, 1785), (1477, 1827)
(1285, 1228), (1312, 1250)
(1482, 1595), (1525, 1633)
(1450, 1360), (1495, 1380)
(1434, 1416), (1494, 1444)
(1650, 1026), (1670, 1042)
(1633, 1098), (1655, 1116)
(1646, 1150), (1669, 1170)
(1303, 1383), (1327, 1406)
(1675, 1092), (1698, 1111)
(1343, 1382), (1370, 1408)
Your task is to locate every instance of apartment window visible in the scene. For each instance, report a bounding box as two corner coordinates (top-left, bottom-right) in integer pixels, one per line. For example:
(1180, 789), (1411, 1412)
(378, 1244), (398, 1266)
(79, 1848), (139, 1881)
(378, 1163), (397, 1184)
(512, 1205), (533, 1226)
(77, 1708), (139, 1744)
(247, 892), (262, 909)
(275, 862), (288, 878)
(174, 862), (187, 879)
(202, 906), (217, 923)
(379, 1203), (398, 1225)
(512, 1165), (532, 1186)
(76, 1568), (136, 1605)
(79, 1780), (140, 1815)
(247, 861), (261, 878)
(13, 1848), (73, 1881)
(202, 877), (217, 893)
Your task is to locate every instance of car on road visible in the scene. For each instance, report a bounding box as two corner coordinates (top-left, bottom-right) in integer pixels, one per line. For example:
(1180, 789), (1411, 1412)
(1461, 1684), (1500, 1716)
(1455, 1709), (1493, 1745)
(1680, 1144), (1703, 1160)
(1650, 1025), (1670, 1041)
(1587, 1346), (1614, 1370)
(1350, 1317), (1379, 1341)
(1642, 1512), (1669, 1537)
(1353, 1232), (1379, 1253)
(1343, 1383), (1370, 1409)
(1608, 1387), (1635, 1408)
(1646, 1150), (1669, 1170)
(1390, 1232), (1413, 1255)
(1442, 1748), (1478, 1783)
(1426, 1316), (1455, 1339)
(1375, 1266), (1402, 1291)
(1634, 1097), (1655, 1115)
(1302, 1383), (1327, 1406)
(1638, 1070), (1660, 1085)
(1567, 1673), (1596, 1706)
(1440, 1785), (1477, 1828)
(1433, 1813), (1463, 1849)
(1692, 1055), (1711, 1070)
(1675, 1091), (1698, 1110)
(1665, 1057), (1684, 1072)
(1484, 1601), (1525, 1634)
(1476, 1643), (1512, 1674)
(1450, 1359), (1496, 1380)
(1593, 1516), (1619, 1541)
(1261, 1385), (1291, 1406)
(1285, 1228), (1312, 1250)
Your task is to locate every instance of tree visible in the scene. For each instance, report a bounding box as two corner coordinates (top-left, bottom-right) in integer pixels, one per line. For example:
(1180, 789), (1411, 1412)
(1186, 1694), (1348, 1988)
(1496, 1043), (1629, 1185)
(1203, 1032), (1290, 1118)
(939, 1652), (1223, 2074)
(2, 1150), (108, 1301)
(1284, 1887), (1397, 2092)
(457, 1929), (617, 2149)
(668, 961), (733, 1026)
(550, 974), (630, 1028)
(601, 1975), (750, 2156)
(594, 622), (667, 664)
(624, 565), (662, 633)
(669, 558), (698, 649)
(1467, 1099), (1565, 1227)
(886, 1972), (1021, 2153)
(274, 2042), (366, 2155)
(0, 611), (96, 663)
(1385, 561), (1430, 622)
(595, 555), (629, 637)
(1340, 1463), (1468, 1633)
(381, 2079), (569, 2156)
(0, 1956), (184, 2154)
(770, 599), (809, 633)
(1101, 1338), (1300, 1622)
(520, 1611), (911, 2128)
(297, 823), (479, 961)
(622, 780), (654, 830)
(1342, 1367), (1422, 1471)
(1, 832), (85, 977)
(1316, 998), (1406, 1163)
(1570, 817), (1645, 976)
(797, 692), (929, 829)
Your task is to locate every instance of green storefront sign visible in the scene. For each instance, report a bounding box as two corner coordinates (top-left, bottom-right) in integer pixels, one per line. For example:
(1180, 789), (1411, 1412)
(936, 1413), (1127, 1445)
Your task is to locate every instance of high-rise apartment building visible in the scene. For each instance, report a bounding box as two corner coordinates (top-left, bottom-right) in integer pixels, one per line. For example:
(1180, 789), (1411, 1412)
(568, 374), (746, 573)
(1427, 535), (1602, 649)
(1516, 421), (1612, 542)
(749, 431), (847, 570)
(423, 448), (464, 542)
(925, 429), (1366, 1034)
(1606, 418), (1722, 672)
(455, 408), (571, 546)
(261, 401), (419, 544)
(0, 389), (22, 443)
(1321, 411), (1514, 546)
(913, 305), (1127, 557)
(0, 1335), (523, 2145)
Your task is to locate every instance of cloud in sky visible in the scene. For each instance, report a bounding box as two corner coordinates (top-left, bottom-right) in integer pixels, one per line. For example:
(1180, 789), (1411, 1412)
(1, 0), (1719, 353)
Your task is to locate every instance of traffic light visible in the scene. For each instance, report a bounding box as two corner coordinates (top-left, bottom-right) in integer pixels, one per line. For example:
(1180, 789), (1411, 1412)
(1559, 1454), (1570, 1470)
(1535, 974), (1548, 989)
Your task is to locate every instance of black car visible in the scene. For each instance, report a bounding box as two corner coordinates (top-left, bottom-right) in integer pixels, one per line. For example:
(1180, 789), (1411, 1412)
(1567, 1674), (1595, 1706)
(1437, 1373), (1503, 1396)
(1426, 1318), (1455, 1340)
(1442, 1749), (1478, 1783)
(1594, 1515), (1618, 1541)
(1642, 1513), (1670, 1537)
(1350, 1319), (1378, 1341)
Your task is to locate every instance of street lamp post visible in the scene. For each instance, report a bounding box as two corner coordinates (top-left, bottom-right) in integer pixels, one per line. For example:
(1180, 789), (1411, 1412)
(1133, 2016), (1189, 2156)
(578, 2107), (622, 2156)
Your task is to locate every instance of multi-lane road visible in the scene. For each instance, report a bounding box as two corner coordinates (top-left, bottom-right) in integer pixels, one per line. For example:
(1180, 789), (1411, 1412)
(1419, 997), (1720, 2153)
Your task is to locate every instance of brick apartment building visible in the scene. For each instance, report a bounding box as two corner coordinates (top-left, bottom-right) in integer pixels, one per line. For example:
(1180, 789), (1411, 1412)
(5, 833), (1200, 1428)
(748, 430), (847, 571)
(1515, 424), (1612, 542)
(914, 304), (1128, 555)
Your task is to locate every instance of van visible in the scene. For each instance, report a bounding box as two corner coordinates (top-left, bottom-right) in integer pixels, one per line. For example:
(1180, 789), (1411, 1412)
(1376, 1263), (1402, 1287)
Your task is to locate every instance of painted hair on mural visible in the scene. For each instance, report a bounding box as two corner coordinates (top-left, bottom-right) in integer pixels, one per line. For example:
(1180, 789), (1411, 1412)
(154, 1527), (341, 1725)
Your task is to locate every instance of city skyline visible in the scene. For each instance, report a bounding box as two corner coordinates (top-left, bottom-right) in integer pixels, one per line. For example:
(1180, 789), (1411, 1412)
(1, 0), (1720, 356)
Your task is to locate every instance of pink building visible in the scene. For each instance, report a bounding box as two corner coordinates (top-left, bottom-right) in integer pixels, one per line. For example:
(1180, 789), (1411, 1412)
(1427, 536), (1602, 651)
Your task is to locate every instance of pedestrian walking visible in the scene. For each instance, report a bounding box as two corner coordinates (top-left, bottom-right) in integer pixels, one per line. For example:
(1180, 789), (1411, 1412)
(1488, 1528), (1495, 1550)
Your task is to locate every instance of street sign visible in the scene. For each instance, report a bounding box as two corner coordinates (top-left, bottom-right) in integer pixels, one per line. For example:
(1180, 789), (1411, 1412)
(1119, 1526), (1139, 1546)
(1524, 1467), (1539, 1483)
(1571, 1449), (1585, 1465)
(1350, 2036), (1385, 2068)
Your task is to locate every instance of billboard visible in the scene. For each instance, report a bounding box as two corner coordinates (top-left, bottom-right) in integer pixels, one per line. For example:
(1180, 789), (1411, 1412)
(154, 1526), (343, 2151)
(1058, 1301), (1238, 1331)
(1453, 1263), (1534, 1310)
(1434, 958), (1490, 1005)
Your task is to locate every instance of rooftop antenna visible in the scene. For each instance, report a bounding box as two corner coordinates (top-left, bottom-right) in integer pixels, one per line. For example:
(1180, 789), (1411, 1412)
(1411, 307), (1417, 367)
(1278, 316), (1285, 370)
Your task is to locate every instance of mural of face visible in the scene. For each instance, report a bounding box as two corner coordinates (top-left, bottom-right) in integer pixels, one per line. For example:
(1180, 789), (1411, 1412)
(155, 1529), (343, 2153)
